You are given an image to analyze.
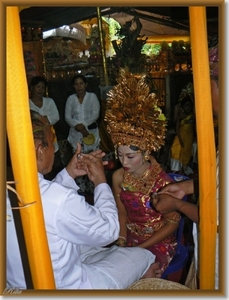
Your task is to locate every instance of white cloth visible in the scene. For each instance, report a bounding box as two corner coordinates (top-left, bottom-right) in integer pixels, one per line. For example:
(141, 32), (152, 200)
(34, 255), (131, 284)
(6, 191), (26, 289)
(81, 245), (154, 289)
(29, 97), (60, 152)
(7, 169), (156, 289)
(193, 150), (219, 289)
(65, 92), (100, 153)
(170, 159), (193, 175)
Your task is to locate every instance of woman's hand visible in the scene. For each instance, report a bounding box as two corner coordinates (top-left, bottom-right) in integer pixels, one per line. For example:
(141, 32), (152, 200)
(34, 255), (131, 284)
(81, 128), (89, 137)
(74, 124), (89, 137)
(75, 123), (85, 132)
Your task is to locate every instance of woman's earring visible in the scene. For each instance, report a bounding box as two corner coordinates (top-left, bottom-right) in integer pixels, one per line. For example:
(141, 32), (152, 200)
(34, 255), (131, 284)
(114, 146), (118, 160)
(144, 153), (149, 162)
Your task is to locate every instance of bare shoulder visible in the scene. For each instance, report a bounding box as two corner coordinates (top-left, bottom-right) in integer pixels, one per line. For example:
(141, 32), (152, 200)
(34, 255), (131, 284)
(112, 168), (124, 186)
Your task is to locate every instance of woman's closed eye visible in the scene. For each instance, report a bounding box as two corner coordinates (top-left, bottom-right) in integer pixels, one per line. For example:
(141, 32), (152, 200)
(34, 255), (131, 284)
(118, 154), (135, 159)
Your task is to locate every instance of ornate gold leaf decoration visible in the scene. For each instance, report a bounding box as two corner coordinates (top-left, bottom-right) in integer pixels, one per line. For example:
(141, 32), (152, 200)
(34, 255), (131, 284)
(104, 68), (167, 152)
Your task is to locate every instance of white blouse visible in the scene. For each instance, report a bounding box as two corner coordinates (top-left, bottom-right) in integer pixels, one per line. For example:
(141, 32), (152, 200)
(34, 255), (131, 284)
(65, 92), (100, 152)
(29, 97), (60, 125)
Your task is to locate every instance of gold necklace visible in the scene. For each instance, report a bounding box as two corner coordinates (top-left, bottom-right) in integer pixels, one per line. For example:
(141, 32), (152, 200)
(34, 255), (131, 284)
(121, 156), (162, 194)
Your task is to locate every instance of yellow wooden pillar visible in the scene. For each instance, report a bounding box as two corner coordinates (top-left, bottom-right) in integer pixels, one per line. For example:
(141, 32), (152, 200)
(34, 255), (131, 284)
(189, 6), (217, 289)
(7, 6), (55, 289)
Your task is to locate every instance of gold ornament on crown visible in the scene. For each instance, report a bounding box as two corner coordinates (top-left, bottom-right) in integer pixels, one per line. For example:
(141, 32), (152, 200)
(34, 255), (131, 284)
(104, 68), (167, 152)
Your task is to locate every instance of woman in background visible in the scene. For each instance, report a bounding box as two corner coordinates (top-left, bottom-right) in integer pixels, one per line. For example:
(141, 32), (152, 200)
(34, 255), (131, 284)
(29, 76), (60, 130)
(170, 95), (195, 175)
(29, 75), (62, 179)
(65, 74), (100, 194)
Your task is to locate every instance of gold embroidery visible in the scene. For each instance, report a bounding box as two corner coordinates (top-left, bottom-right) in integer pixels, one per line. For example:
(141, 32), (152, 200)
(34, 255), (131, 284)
(165, 212), (181, 224)
(126, 220), (165, 238)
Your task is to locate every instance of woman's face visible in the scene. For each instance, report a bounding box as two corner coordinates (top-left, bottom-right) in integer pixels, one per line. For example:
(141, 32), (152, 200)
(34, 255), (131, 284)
(31, 81), (46, 97)
(117, 145), (144, 174)
(73, 78), (87, 95)
(183, 101), (193, 114)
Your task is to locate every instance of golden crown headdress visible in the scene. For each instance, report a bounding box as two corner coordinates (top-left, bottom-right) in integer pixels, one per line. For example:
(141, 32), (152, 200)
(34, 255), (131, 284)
(104, 69), (167, 152)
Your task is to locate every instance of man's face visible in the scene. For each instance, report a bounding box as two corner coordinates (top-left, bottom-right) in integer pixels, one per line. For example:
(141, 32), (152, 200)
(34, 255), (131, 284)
(34, 115), (55, 175)
(40, 126), (55, 175)
(210, 78), (219, 119)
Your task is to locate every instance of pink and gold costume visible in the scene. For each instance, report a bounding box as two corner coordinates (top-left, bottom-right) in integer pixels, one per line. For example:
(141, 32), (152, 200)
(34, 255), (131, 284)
(120, 158), (180, 272)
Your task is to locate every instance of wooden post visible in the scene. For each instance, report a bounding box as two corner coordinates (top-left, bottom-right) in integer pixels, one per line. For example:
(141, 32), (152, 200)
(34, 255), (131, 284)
(7, 6), (55, 289)
(189, 6), (217, 289)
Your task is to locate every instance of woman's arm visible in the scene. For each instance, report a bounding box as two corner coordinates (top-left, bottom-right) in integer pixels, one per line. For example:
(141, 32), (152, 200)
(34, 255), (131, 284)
(173, 104), (179, 124)
(138, 212), (180, 249)
(46, 98), (60, 125)
(176, 114), (184, 147)
(65, 95), (78, 127)
(112, 169), (127, 246)
(83, 93), (100, 127)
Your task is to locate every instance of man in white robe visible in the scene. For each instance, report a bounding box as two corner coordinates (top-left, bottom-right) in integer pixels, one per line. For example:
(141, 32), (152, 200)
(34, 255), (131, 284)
(6, 110), (160, 289)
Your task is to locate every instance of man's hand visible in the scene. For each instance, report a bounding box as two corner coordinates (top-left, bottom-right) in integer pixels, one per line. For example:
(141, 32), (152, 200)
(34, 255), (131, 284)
(65, 143), (108, 181)
(150, 193), (182, 214)
(158, 180), (194, 199)
(76, 152), (107, 186)
(65, 143), (86, 178)
(151, 191), (199, 224)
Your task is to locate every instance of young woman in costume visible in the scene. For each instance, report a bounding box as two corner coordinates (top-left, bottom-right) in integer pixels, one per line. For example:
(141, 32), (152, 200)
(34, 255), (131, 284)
(105, 69), (181, 273)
